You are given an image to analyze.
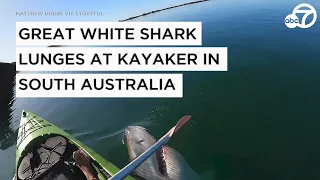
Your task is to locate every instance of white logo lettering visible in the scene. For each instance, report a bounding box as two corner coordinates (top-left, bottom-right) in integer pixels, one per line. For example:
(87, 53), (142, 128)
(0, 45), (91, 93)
(284, 3), (317, 29)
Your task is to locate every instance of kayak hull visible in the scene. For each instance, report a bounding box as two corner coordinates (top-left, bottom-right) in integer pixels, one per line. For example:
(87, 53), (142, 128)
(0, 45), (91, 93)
(14, 109), (135, 180)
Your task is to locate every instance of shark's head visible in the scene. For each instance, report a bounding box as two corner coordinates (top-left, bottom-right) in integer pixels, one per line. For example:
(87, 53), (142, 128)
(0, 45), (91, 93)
(123, 125), (200, 180)
(123, 126), (157, 161)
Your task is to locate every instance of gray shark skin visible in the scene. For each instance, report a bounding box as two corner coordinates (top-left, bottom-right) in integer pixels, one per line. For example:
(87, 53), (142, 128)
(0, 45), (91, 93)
(123, 126), (200, 180)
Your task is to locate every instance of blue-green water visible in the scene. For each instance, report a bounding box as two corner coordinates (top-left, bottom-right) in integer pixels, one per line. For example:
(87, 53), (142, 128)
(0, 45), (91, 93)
(1, 0), (320, 179)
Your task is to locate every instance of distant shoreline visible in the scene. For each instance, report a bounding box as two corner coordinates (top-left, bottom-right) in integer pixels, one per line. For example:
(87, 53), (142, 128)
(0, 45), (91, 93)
(45, 0), (210, 48)
(119, 0), (210, 22)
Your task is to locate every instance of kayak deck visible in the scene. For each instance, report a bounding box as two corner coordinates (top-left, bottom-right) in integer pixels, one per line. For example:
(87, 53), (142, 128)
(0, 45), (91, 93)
(14, 110), (135, 180)
(17, 134), (95, 180)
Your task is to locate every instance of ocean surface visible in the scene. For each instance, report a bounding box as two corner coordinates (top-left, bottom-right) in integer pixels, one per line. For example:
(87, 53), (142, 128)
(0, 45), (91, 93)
(1, 0), (320, 179)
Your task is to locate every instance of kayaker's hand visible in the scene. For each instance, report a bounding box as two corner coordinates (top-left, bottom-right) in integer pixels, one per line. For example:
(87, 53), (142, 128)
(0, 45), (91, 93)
(73, 150), (99, 180)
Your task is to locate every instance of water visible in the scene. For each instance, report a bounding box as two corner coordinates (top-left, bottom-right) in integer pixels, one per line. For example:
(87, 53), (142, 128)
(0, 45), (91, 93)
(1, 0), (320, 179)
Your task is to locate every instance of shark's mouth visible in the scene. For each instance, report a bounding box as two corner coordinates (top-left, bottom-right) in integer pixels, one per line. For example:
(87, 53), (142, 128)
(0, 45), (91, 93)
(123, 129), (168, 177)
(156, 147), (168, 176)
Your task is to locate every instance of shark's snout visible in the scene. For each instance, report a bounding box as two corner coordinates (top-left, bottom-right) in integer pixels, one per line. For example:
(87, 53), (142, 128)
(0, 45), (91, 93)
(123, 125), (200, 180)
(122, 128), (131, 145)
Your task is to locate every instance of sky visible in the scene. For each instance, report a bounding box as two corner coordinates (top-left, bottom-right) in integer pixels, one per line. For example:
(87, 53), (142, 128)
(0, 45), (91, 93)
(0, 0), (194, 63)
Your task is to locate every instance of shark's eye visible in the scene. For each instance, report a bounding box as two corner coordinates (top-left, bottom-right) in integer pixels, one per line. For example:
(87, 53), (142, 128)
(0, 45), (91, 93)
(137, 139), (145, 144)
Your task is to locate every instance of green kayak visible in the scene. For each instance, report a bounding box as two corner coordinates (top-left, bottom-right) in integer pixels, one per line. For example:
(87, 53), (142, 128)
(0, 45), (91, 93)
(13, 110), (135, 180)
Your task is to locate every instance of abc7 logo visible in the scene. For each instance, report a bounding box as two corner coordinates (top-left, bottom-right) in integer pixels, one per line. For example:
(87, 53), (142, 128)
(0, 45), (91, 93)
(284, 3), (317, 28)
